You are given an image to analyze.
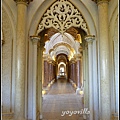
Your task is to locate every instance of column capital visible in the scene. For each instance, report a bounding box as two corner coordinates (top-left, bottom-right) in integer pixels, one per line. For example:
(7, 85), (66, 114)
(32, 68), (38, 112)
(14, 0), (33, 4)
(30, 35), (40, 45)
(91, 0), (109, 4)
(70, 58), (76, 64)
(74, 54), (81, 61)
(84, 35), (95, 43)
(43, 54), (49, 61)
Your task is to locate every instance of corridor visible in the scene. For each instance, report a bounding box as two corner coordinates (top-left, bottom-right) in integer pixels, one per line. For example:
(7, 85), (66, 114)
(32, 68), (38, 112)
(42, 79), (84, 120)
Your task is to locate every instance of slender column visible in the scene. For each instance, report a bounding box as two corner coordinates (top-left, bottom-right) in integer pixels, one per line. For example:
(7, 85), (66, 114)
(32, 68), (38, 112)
(38, 41), (44, 119)
(83, 46), (89, 119)
(56, 63), (58, 80)
(85, 35), (95, 120)
(47, 61), (49, 84)
(51, 64), (53, 80)
(43, 61), (48, 87)
(14, 0), (32, 119)
(30, 36), (40, 120)
(97, 0), (111, 119)
(48, 62), (51, 82)
(70, 63), (73, 80)
(66, 63), (68, 80)
(75, 54), (81, 94)
(71, 59), (76, 83)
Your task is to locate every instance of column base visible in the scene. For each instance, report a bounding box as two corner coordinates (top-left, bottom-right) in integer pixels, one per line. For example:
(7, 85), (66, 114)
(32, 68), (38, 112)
(76, 88), (81, 95)
(40, 114), (42, 120)
(83, 114), (87, 119)
(42, 87), (48, 95)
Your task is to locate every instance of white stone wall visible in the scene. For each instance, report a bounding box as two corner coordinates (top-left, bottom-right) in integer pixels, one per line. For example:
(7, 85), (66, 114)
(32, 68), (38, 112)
(2, 8), (13, 113)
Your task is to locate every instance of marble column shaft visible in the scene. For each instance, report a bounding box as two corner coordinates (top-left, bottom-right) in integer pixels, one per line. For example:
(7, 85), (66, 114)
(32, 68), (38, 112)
(98, 1), (111, 119)
(14, 1), (28, 119)
(44, 61), (48, 87)
(76, 58), (81, 88)
(47, 61), (49, 84)
(71, 64), (73, 80)
(38, 42), (44, 119)
(83, 47), (89, 119)
(31, 36), (40, 120)
(85, 35), (95, 120)
(72, 62), (76, 83)
(48, 63), (51, 82)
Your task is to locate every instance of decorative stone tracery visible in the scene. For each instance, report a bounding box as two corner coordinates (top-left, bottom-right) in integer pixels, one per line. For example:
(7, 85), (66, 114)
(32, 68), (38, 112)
(37, 0), (88, 35)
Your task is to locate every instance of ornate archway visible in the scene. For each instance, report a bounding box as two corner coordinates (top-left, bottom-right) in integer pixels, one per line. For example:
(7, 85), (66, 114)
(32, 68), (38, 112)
(36, 0), (89, 35)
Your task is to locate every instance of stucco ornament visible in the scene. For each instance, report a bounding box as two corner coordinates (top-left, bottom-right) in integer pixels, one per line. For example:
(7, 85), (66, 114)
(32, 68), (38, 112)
(37, 0), (88, 35)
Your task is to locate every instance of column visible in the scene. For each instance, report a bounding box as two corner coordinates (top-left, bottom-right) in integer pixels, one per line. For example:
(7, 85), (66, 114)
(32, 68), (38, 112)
(71, 59), (76, 83)
(71, 63), (73, 81)
(38, 40), (44, 119)
(66, 63), (68, 80)
(97, 0), (111, 119)
(14, 0), (32, 119)
(30, 36), (40, 120)
(75, 54), (82, 94)
(85, 35), (95, 120)
(48, 62), (51, 82)
(43, 60), (48, 87)
(83, 46), (89, 119)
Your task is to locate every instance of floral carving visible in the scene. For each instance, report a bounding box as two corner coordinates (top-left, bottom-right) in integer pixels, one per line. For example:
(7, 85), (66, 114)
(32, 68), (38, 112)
(37, 0), (88, 35)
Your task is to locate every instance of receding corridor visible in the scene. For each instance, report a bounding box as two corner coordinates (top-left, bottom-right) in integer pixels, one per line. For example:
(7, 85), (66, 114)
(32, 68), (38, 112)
(42, 79), (84, 120)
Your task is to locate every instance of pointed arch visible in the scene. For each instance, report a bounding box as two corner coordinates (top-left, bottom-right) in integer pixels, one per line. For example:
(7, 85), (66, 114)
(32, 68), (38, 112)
(29, 0), (97, 36)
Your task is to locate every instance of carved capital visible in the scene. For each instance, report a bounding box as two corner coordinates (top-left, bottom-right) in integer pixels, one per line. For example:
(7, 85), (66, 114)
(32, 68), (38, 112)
(14, 0), (33, 4)
(43, 54), (49, 61)
(74, 54), (81, 61)
(30, 35), (40, 45)
(70, 58), (76, 64)
(84, 35), (95, 43)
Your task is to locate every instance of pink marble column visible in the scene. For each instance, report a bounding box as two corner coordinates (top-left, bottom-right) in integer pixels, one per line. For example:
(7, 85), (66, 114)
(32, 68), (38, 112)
(75, 54), (83, 94)
(43, 61), (48, 87)
(76, 60), (80, 88)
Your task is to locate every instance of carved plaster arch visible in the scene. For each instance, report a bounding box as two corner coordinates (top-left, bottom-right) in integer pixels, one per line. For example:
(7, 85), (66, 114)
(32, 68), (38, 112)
(53, 42), (75, 54)
(36, 0), (88, 35)
(29, 0), (97, 37)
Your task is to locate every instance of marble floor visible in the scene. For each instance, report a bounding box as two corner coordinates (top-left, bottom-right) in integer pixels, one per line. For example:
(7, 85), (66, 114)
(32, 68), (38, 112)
(42, 79), (84, 120)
